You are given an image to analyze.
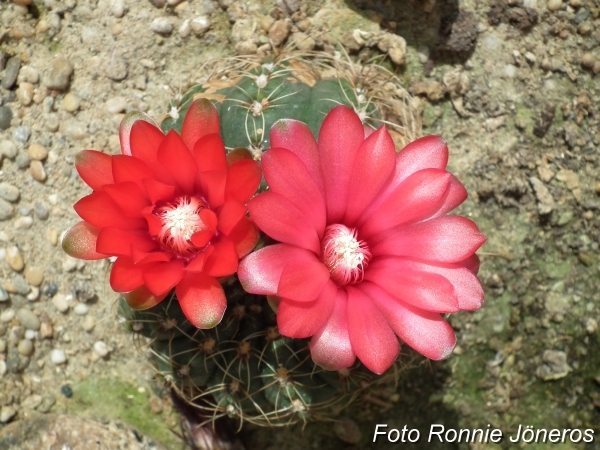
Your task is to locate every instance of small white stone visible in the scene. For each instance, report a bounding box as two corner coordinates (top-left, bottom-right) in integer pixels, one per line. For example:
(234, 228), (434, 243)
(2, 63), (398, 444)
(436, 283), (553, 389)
(82, 316), (96, 332)
(50, 348), (67, 365)
(93, 340), (110, 357)
(503, 64), (517, 78)
(73, 303), (89, 315)
(0, 310), (15, 323)
(150, 17), (173, 35)
(24, 329), (37, 340)
(52, 294), (70, 313)
(26, 286), (40, 302)
(13, 216), (33, 230)
(190, 16), (211, 37)
(62, 256), (78, 272)
(105, 96), (127, 114)
(110, 0), (126, 17)
(48, 194), (58, 205)
(0, 360), (6, 376)
(0, 406), (15, 423)
(178, 19), (191, 37)
(547, 0), (562, 11)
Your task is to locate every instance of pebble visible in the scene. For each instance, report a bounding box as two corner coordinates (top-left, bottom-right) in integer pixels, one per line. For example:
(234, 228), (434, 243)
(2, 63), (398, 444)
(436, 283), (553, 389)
(24, 329), (36, 340)
(150, 18), (173, 35)
(62, 93), (81, 112)
(0, 310), (15, 323)
(30, 160), (47, 182)
(1, 56), (21, 90)
(191, 16), (211, 37)
(148, 0), (167, 7)
(21, 394), (42, 410)
(290, 32), (315, 51)
(0, 361), (5, 376)
(105, 56), (128, 81)
(16, 308), (40, 330)
(105, 96), (127, 114)
(43, 57), (74, 91)
(73, 302), (89, 315)
(42, 282), (58, 298)
(10, 274), (31, 295)
(0, 140), (17, 159)
(0, 107), (12, 131)
(268, 20), (290, 47)
(44, 113), (60, 132)
(13, 216), (33, 229)
(82, 315), (95, 332)
(48, 227), (59, 246)
(110, 0), (126, 17)
(0, 183), (20, 202)
(0, 339), (5, 353)
(52, 294), (70, 312)
(16, 82), (34, 106)
(62, 256), (78, 272)
(13, 126), (31, 146)
(178, 19), (191, 37)
(93, 340), (109, 357)
(17, 65), (39, 84)
(37, 394), (56, 413)
(24, 267), (44, 286)
(26, 286), (40, 301)
(547, 0), (562, 11)
(581, 53), (595, 69)
(15, 153), (31, 169)
(0, 406), (16, 423)
(0, 287), (8, 302)
(5, 246), (24, 271)
(50, 349), (67, 365)
(0, 198), (13, 220)
(17, 339), (33, 356)
(40, 322), (53, 339)
(34, 203), (49, 220)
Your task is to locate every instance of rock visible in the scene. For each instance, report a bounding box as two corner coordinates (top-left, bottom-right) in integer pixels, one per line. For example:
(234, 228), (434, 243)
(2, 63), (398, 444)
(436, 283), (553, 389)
(536, 350), (570, 380)
(44, 113), (60, 132)
(235, 41), (258, 55)
(148, 0), (167, 6)
(16, 82), (34, 106)
(178, 19), (191, 37)
(42, 282), (58, 298)
(14, 216), (33, 230)
(105, 96), (127, 113)
(0, 287), (8, 302)
(52, 294), (70, 313)
(30, 161), (47, 182)
(105, 56), (128, 81)
(0, 406), (16, 424)
(0, 361), (5, 376)
(150, 17), (173, 35)
(290, 32), (315, 51)
(93, 341), (109, 357)
(8, 274), (30, 295)
(191, 16), (211, 37)
(16, 153), (31, 169)
(21, 395), (42, 410)
(62, 93), (81, 112)
(529, 176), (555, 215)
(73, 303), (89, 315)
(13, 126), (31, 145)
(50, 349), (67, 365)
(5, 246), (24, 271)
(17, 65), (39, 84)
(0, 198), (13, 221)
(34, 203), (50, 220)
(110, 0), (126, 17)
(547, 0), (562, 11)
(17, 339), (33, 356)
(0, 140), (17, 159)
(0, 108), (13, 130)
(581, 52), (595, 69)
(439, 10), (478, 53)
(28, 143), (48, 161)
(0, 183), (19, 202)
(232, 18), (256, 42)
(24, 268), (44, 286)
(16, 309), (40, 330)
(26, 286), (39, 302)
(0, 310), (15, 323)
(556, 169), (579, 190)
(82, 316), (96, 332)
(268, 20), (290, 47)
(43, 57), (74, 91)
(377, 32), (407, 65)
(1, 57), (21, 90)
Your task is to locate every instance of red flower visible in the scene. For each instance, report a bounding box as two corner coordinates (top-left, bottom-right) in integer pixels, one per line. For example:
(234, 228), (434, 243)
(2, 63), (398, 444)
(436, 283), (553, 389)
(63, 99), (261, 328)
(238, 106), (486, 374)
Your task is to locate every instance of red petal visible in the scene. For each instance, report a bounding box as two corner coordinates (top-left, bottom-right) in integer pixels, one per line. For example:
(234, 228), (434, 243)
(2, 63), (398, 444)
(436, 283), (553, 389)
(371, 216), (486, 263)
(175, 272), (226, 328)
(110, 257), (145, 292)
(277, 255), (330, 302)
(248, 191), (320, 254)
(142, 259), (185, 296)
(75, 150), (114, 190)
(262, 148), (326, 237)
(365, 257), (459, 313)
(347, 286), (399, 374)
(359, 169), (452, 240)
(309, 289), (356, 371)
(360, 282), (456, 360)
(180, 99), (221, 152)
(317, 106), (365, 223)
(96, 227), (157, 257)
(204, 239), (238, 277)
(217, 200), (246, 236)
(74, 191), (146, 230)
(119, 111), (161, 156)
(226, 147), (254, 166)
(184, 246), (214, 272)
(344, 126), (396, 225)
(395, 135), (449, 182)
(112, 155), (155, 192)
(157, 130), (198, 194)
(142, 208), (163, 236)
(131, 248), (172, 264)
(124, 284), (168, 310)
(463, 254), (480, 274)
(277, 280), (337, 338)
(430, 175), (468, 218)
(142, 178), (176, 205)
(129, 119), (175, 184)
(62, 221), (106, 260)
(197, 170), (227, 208)
(225, 159), (261, 204)
(228, 216), (258, 258)
(190, 230), (214, 248)
(103, 181), (150, 217)
(193, 133), (227, 172)
(270, 119), (325, 193)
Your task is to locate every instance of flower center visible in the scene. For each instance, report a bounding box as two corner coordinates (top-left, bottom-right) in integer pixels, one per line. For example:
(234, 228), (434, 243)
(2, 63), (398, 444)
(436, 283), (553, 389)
(155, 196), (208, 257)
(321, 224), (371, 286)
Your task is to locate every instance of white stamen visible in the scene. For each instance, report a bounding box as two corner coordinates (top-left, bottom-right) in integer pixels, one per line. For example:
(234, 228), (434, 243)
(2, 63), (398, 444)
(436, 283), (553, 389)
(156, 196), (207, 256)
(321, 224), (371, 285)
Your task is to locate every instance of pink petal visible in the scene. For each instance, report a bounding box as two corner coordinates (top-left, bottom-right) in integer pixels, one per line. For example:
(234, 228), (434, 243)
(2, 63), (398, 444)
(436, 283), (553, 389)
(96, 227), (157, 257)
(124, 285), (168, 310)
(119, 111), (161, 156)
(75, 150), (114, 190)
(360, 282), (456, 360)
(346, 286), (399, 374)
(175, 272), (227, 329)
(395, 135), (449, 182)
(262, 148), (326, 237)
(429, 175), (468, 218)
(270, 119), (325, 193)
(110, 257), (145, 292)
(365, 257), (459, 313)
(102, 181), (150, 218)
(247, 191), (321, 254)
(277, 280), (337, 338)
(74, 191), (146, 230)
(344, 126), (396, 225)
(309, 290), (356, 371)
(157, 130), (198, 194)
(317, 106), (365, 223)
(277, 255), (330, 302)
(228, 216), (259, 258)
(180, 99), (221, 151)
(62, 221), (106, 260)
(142, 259), (185, 296)
(358, 169), (451, 240)
(238, 244), (318, 296)
(371, 216), (486, 263)
(193, 133), (227, 172)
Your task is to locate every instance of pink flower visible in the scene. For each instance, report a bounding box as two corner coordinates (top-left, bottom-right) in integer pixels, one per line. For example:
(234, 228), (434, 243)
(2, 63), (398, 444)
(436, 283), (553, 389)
(62, 99), (261, 328)
(238, 106), (486, 374)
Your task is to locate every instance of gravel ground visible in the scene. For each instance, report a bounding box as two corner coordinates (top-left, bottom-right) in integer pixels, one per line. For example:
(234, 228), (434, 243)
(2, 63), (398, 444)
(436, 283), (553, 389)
(0, 0), (599, 449)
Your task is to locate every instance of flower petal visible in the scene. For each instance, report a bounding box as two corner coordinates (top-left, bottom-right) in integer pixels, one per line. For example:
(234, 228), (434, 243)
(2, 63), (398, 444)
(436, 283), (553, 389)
(346, 286), (399, 374)
(112, 155), (155, 193)
(262, 148), (326, 237)
(142, 259), (185, 296)
(175, 272), (227, 329)
(193, 133), (227, 172)
(360, 282), (456, 360)
(217, 200), (246, 236)
(395, 135), (449, 182)
(62, 221), (106, 260)
(204, 239), (238, 277)
(429, 175), (468, 218)
(142, 178), (176, 205)
(309, 290), (356, 371)
(110, 257), (145, 292)
(96, 227), (157, 257)
(181, 98), (221, 152)
(270, 119), (325, 193)
(197, 170), (227, 208)
(248, 191), (321, 254)
(157, 130), (198, 194)
(344, 126), (396, 225)
(277, 280), (337, 338)
(129, 120), (175, 184)
(184, 246), (213, 272)
(317, 106), (365, 223)
(359, 169), (451, 240)
(225, 159), (262, 204)
(228, 216), (259, 258)
(103, 181), (150, 218)
(74, 191), (146, 230)
(277, 255), (330, 302)
(371, 216), (486, 263)
(365, 257), (459, 313)
(119, 111), (161, 157)
(75, 150), (114, 190)
(124, 285), (168, 310)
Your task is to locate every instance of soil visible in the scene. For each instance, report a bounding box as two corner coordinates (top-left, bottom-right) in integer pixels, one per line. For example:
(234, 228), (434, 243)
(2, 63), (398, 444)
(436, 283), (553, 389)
(0, 0), (599, 449)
